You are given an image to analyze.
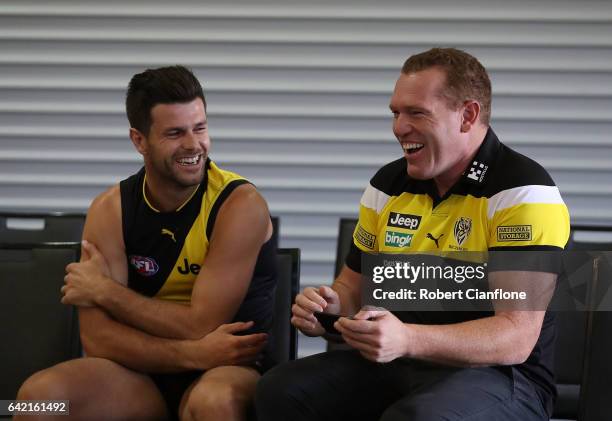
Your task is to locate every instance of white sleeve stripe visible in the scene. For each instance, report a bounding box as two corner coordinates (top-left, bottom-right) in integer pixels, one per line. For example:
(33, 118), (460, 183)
(487, 185), (565, 219)
(360, 184), (390, 214)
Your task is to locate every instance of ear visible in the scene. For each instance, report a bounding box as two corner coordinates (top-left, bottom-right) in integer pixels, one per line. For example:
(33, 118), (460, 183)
(129, 128), (147, 156)
(460, 100), (481, 132)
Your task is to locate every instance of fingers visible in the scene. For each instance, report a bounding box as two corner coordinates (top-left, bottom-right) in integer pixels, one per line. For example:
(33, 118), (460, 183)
(82, 240), (102, 261)
(318, 285), (339, 304)
(353, 309), (387, 321)
(291, 303), (317, 323)
(80, 240), (91, 261)
(296, 287), (327, 313)
(337, 324), (379, 347)
(336, 316), (377, 334)
(291, 315), (324, 337)
(235, 332), (268, 347)
(218, 321), (254, 334)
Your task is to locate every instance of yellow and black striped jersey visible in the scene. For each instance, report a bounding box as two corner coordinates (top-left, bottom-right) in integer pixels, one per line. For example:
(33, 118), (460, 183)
(345, 128), (569, 415)
(119, 159), (276, 332)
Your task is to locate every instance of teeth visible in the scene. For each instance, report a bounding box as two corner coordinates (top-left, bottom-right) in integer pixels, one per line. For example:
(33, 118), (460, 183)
(402, 143), (424, 151)
(178, 155), (200, 165)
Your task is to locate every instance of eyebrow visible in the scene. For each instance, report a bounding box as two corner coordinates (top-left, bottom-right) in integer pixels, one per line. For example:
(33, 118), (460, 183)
(389, 104), (431, 114)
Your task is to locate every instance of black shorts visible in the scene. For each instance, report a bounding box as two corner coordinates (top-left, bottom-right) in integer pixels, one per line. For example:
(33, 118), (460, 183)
(150, 362), (266, 420)
(150, 371), (202, 420)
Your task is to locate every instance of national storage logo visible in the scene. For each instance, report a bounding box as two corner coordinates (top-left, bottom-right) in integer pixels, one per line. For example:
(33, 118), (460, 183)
(385, 230), (413, 248)
(497, 225), (532, 241)
(355, 225), (376, 250)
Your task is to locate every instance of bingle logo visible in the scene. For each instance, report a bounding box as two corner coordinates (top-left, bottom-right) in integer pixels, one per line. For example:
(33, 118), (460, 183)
(129, 255), (159, 277)
(385, 231), (413, 248)
(387, 212), (421, 230)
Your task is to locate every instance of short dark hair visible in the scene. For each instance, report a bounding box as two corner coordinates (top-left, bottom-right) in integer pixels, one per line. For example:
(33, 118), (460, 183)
(402, 48), (492, 125)
(125, 65), (206, 135)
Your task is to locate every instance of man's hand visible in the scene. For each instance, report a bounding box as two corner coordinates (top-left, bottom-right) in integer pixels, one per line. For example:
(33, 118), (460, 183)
(291, 286), (341, 336)
(335, 309), (411, 363)
(61, 240), (113, 307)
(191, 321), (268, 369)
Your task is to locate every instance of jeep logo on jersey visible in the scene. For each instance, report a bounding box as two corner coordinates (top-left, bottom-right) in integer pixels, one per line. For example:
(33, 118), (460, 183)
(387, 212), (421, 230)
(385, 231), (413, 248)
(129, 255), (159, 277)
(177, 258), (201, 275)
(453, 217), (472, 246)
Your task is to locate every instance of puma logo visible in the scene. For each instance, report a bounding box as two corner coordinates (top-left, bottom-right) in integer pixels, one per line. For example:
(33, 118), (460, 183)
(161, 228), (176, 243)
(426, 233), (444, 248)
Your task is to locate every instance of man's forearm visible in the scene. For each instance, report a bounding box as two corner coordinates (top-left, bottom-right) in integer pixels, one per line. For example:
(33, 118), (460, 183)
(404, 312), (542, 367)
(79, 307), (203, 372)
(94, 279), (207, 340)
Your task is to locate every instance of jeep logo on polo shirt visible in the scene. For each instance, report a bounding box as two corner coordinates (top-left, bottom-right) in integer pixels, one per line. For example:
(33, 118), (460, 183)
(387, 212), (421, 230)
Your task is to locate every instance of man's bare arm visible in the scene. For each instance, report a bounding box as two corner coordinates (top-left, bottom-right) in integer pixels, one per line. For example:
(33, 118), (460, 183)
(79, 183), (271, 340)
(402, 270), (556, 366)
(333, 265), (363, 316)
(337, 270), (556, 366)
(70, 186), (266, 371)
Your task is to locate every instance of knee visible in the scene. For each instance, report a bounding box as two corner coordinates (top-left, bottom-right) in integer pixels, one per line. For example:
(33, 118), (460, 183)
(185, 381), (250, 420)
(17, 367), (72, 401)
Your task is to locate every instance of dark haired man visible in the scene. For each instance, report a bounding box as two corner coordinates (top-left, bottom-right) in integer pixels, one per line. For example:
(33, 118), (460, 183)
(17, 65), (276, 421)
(257, 48), (569, 420)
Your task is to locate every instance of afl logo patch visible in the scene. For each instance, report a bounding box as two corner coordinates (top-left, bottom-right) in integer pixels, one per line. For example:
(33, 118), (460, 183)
(129, 255), (159, 277)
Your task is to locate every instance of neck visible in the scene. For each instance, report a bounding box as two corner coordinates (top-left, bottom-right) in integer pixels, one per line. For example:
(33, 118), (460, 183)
(143, 172), (199, 213)
(434, 125), (488, 197)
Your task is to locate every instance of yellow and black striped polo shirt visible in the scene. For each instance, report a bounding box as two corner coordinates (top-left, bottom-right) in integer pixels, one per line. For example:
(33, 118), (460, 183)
(350, 129), (569, 257)
(345, 128), (570, 415)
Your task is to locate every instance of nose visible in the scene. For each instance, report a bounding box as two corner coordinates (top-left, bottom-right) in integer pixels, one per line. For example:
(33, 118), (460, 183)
(393, 113), (413, 140)
(181, 131), (200, 151)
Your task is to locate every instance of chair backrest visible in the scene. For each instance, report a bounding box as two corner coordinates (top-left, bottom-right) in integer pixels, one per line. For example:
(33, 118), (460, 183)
(0, 242), (81, 399)
(271, 216), (280, 248)
(579, 254), (612, 421)
(334, 218), (357, 278)
(0, 212), (85, 244)
(268, 248), (300, 365)
(552, 224), (612, 419)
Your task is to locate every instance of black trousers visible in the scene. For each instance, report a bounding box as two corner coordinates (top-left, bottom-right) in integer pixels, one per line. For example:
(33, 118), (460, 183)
(255, 350), (548, 421)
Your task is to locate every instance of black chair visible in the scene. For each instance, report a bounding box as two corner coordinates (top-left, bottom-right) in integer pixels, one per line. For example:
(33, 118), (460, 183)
(0, 242), (81, 400)
(268, 248), (300, 365)
(271, 216), (280, 249)
(0, 212), (85, 244)
(334, 218), (358, 278)
(579, 253), (612, 421)
(552, 225), (612, 420)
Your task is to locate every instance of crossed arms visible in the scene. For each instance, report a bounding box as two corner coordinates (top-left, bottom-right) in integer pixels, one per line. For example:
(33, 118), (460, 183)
(62, 183), (271, 373)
